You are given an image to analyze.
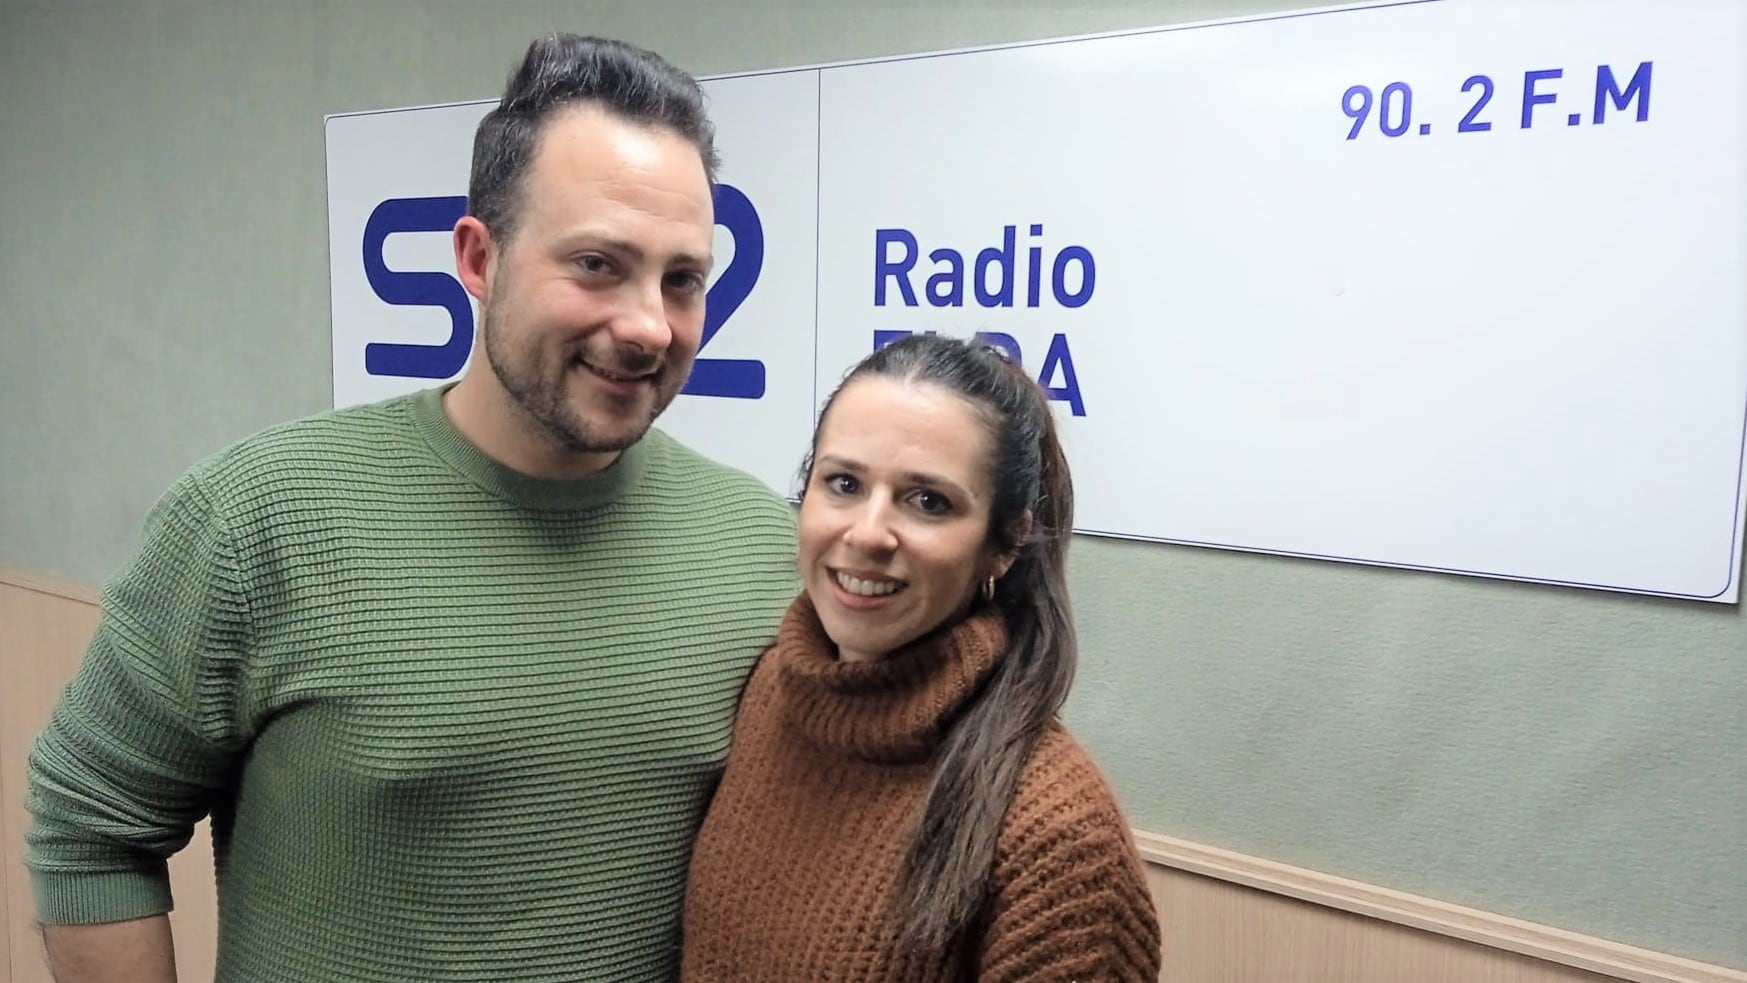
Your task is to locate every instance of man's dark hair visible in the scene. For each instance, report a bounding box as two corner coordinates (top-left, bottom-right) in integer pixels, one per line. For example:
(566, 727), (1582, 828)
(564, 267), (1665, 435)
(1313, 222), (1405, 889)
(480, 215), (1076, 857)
(468, 34), (719, 243)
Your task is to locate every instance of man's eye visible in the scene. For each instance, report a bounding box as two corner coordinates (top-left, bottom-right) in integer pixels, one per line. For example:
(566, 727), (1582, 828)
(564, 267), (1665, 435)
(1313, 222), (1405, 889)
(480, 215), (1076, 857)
(666, 271), (706, 293)
(577, 255), (613, 275)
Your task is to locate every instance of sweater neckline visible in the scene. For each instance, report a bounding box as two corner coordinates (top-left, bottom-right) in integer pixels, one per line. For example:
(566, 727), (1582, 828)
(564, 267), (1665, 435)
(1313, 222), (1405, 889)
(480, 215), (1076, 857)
(409, 385), (652, 513)
(773, 593), (1008, 764)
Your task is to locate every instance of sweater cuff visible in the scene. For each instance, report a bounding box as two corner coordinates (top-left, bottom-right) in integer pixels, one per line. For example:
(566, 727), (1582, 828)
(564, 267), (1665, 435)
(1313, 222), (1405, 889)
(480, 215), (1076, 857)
(31, 867), (175, 925)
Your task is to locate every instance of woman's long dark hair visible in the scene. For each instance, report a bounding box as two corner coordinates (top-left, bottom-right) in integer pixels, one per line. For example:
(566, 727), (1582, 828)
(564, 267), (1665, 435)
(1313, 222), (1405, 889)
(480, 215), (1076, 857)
(802, 333), (1076, 951)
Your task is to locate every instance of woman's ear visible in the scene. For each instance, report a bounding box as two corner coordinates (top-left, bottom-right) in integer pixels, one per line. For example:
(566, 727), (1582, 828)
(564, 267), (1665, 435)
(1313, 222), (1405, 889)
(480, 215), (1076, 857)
(989, 510), (1034, 580)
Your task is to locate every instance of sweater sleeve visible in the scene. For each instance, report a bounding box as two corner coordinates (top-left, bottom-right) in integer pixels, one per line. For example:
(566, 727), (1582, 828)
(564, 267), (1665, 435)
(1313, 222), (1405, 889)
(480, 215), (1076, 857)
(976, 731), (1163, 983)
(25, 469), (255, 925)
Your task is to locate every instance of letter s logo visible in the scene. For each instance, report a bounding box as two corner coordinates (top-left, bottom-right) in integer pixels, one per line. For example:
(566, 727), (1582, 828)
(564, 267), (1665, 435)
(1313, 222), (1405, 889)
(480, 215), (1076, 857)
(361, 195), (471, 379)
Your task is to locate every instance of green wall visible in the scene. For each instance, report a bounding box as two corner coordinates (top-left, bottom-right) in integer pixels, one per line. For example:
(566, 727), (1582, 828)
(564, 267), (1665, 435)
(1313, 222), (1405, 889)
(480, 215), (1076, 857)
(2, 0), (1741, 969)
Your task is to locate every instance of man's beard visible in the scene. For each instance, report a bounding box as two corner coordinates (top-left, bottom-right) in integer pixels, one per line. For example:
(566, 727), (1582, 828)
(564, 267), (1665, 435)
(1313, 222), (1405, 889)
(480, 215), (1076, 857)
(481, 306), (676, 456)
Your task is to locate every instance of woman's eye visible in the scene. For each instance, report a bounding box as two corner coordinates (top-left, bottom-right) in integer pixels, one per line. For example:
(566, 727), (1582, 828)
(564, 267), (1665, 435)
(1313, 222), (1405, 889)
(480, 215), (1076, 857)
(912, 489), (953, 515)
(824, 474), (858, 495)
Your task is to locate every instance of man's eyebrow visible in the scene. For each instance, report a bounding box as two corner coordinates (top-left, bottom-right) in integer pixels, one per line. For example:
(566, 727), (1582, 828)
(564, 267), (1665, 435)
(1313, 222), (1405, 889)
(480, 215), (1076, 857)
(559, 233), (711, 269)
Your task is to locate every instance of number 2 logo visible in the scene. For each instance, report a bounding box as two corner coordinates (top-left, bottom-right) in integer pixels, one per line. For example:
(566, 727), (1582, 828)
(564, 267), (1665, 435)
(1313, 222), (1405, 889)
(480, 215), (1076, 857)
(685, 183), (766, 399)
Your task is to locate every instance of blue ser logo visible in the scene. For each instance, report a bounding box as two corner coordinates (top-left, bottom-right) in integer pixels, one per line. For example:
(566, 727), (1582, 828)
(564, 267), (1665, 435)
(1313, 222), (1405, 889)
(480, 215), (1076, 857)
(360, 184), (766, 398)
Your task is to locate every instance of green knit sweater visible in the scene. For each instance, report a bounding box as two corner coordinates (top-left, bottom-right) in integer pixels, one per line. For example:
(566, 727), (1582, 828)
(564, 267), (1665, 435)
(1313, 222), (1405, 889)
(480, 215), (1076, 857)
(25, 387), (799, 982)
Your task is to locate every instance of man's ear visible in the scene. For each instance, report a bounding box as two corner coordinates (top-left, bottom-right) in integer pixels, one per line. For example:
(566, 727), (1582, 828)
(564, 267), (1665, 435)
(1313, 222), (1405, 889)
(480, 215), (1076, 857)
(990, 510), (1034, 581)
(453, 215), (497, 304)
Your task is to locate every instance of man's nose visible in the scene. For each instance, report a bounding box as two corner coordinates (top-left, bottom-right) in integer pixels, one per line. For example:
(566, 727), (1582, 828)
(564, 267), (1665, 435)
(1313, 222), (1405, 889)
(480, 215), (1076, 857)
(611, 278), (673, 353)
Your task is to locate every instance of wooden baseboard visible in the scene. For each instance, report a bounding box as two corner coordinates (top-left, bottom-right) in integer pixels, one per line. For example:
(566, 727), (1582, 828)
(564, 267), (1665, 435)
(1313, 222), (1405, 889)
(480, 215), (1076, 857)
(1134, 830), (1745, 983)
(0, 570), (99, 606)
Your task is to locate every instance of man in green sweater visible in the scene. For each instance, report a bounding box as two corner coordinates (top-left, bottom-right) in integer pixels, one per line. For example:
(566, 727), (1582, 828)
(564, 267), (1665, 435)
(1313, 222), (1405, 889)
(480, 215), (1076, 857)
(25, 34), (798, 983)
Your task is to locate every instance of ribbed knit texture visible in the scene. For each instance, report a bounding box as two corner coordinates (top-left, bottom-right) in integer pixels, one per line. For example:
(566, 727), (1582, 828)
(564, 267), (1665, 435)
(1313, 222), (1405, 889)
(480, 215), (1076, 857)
(25, 386), (799, 983)
(681, 595), (1162, 982)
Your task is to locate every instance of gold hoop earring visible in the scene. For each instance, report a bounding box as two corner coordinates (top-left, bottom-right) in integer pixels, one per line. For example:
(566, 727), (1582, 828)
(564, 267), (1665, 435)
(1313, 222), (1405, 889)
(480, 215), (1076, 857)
(981, 576), (996, 602)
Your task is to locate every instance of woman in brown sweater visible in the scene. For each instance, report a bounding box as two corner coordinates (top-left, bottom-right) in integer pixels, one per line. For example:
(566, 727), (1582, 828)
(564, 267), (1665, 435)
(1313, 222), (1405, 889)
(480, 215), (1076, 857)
(682, 334), (1161, 982)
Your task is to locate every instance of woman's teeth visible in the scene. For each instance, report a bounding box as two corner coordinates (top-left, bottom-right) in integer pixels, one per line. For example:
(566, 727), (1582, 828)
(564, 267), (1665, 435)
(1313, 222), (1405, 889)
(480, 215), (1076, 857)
(836, 572), (899, 596)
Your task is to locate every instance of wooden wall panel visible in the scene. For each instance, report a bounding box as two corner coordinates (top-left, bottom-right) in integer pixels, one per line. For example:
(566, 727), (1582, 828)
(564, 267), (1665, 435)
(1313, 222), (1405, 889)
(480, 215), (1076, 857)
(1136, 833), (1745, 983)
(1, 577), (100, 983)
(1, 576), (215, 983)
(1146, 863), (1621, 983)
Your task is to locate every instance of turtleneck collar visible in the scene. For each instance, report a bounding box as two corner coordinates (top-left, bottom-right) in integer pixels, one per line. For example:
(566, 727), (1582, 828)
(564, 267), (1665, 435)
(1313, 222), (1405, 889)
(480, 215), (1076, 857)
(773, 592), (1008, 764)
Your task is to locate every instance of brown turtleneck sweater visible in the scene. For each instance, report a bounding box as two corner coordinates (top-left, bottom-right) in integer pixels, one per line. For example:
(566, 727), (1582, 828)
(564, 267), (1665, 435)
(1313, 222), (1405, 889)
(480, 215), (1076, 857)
(682, 595), (1162, 982)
